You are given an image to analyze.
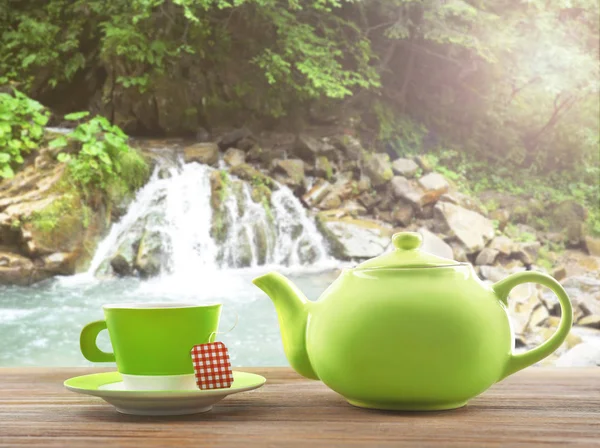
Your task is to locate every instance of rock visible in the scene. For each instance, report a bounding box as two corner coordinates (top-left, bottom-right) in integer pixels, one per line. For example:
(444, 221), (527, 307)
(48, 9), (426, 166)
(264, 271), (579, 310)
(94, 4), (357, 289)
(135, 229), (163, 277)
(41, 252), (75, 275)
(314, 156), (335, 180)
(271, 159), (305, 190)
(251, 184), (271, 204)
(356, 175), (371, 193)
(0, 252), (35, 285)
(419, 228), (454, 260)
(520, 241), (541, 261)
(555, 340), (600, 367)
(551, 200), (587, 229)
(578, 315), (600, 330)
(585, 235), (600, 257)
(552, 266), (567, 281)
(439, 192), (486, 215)
(318, 192), (342, 210)
(414, 155), (433, 173)
(334, 135), (364, 160)
(223, 148), (245, 167)
(566, 221), (585, 246)
(110, 254), (133, 277)
(475, 248), (500, 265)
(418, 173), (449, 203)
(218, 127), (252, 150)
(391, 158), (419, 178)
(449, 241), (469, 263)
(358, 191), (381, 211)
(489, 236), (516, 256)
(183, 142), (219, 166)
(302, 179), (331, 208)
(295, 134), (336, 161)
(230, 164), (276, 189)
(433, 202), (495, 254)
(317, 214), (393, 259)
(417, 205), (434, 219)
(478, 265), (509, 282)
(364, 153), (393, 187)
(246, 145), (286, 167)
(391, 176), (427, 208)
(489, 209), (510, 231)
(392, 203), (414, 227)
(195, 127), (211, 142)
(340, 200), (367, 217)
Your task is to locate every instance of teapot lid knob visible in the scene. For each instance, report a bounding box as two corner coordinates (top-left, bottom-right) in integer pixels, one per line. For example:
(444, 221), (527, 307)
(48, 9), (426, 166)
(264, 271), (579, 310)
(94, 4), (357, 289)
(392, 232), (422, 250)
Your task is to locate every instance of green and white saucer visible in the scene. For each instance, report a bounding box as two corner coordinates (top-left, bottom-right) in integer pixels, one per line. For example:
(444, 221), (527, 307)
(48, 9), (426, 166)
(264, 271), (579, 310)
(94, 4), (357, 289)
(64, 371), (266, 416)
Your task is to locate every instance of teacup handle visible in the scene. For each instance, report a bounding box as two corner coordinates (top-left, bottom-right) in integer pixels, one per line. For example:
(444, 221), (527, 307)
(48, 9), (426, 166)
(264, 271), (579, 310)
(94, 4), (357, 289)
(80, 320), (116, 362)
(493, 271), (573, 380)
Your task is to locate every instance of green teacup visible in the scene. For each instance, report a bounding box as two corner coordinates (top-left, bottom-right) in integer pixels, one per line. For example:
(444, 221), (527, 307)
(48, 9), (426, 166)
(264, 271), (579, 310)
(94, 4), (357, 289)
(80, 303), (221, 390)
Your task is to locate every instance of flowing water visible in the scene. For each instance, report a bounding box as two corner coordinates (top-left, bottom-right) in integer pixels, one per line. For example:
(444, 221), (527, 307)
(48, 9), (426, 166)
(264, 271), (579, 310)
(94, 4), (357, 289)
(0, 155), (341, 367)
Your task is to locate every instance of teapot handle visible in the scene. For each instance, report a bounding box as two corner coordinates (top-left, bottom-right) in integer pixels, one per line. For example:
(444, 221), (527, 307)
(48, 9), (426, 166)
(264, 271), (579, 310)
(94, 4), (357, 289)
(493, 271), (573, 380)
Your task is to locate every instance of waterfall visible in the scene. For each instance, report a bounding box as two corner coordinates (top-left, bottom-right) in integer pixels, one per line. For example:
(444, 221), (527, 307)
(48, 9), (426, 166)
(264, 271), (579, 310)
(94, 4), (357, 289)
(87, 157), (334, 278)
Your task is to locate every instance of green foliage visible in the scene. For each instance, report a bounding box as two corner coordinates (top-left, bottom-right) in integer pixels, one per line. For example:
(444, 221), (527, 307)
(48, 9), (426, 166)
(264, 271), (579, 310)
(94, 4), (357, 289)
(0, 89), (49, 178)
(29, 193), (77, 232)
(1, 0), (380, 119)
(51, 115), (148, 193)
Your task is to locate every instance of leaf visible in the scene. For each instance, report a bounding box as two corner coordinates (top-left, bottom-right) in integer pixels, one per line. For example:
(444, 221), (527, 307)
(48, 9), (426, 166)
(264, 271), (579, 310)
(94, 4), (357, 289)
(64, 111), (90, 121)
(0, 165), (14, 179)
(0, 153), (10, 163)
(49, 137), (68, 148)
(57, 153), (71, 163)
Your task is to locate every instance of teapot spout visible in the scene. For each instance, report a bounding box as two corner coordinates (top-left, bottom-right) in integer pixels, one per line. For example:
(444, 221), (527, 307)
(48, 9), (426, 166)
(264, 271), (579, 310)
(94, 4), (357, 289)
(252, 272), (318, 380)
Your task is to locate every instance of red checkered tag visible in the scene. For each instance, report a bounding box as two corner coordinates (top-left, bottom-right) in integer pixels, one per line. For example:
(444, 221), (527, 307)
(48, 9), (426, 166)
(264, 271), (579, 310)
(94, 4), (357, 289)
(190, 342), (234, 390)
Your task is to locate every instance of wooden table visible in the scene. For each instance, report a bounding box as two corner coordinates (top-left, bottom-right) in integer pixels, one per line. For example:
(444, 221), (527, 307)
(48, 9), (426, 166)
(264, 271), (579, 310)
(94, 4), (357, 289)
(0, 368), (598, 447)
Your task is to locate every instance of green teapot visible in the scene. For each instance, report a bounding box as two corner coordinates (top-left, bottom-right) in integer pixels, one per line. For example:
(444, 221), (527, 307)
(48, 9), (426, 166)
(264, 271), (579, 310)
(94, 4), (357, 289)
(253, 231), (572, 411)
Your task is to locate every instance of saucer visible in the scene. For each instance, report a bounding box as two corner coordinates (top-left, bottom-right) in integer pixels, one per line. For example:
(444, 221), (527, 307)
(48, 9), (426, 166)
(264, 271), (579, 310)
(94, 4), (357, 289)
(64, 371), (266, 416)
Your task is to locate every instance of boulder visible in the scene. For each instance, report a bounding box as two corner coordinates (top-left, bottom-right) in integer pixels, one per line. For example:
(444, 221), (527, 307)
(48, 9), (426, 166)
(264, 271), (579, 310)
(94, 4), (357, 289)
(358, 191), (382, 211)
(475, 248), (500, 265)
(439, 192), (486, 215)
(317, 214), (393, 259)
(391, 158), (419, 178)
(391, 176), (427, 208)
(334, 135), (364, 160)
(555, 340), (600, 367)
(414, 155), (433, 173)
(585, 235), (600, 257)
(356, 175), (371, 193)
(552, 266), (567, 281)
(230, 164), (276, 189)
(489, 236), (516, 256)
(418, 172), (449, 203)
(449, 241), (469, 263)
(340, 200), (367, 217)
(110, 254), (133, 277)
(223, 148), (246, 167)
(578, 315), (600, 330)
(183, 142), (219, 166)
(518, 241), (541, 264)
(434, 202), (495, 254)
(392, 203), (414, 227)
(489, 209), (511, 231)
(41, 252), (76, 275)
(364, 153), (393, 187)
(246, 145), (286, 167)
(295, 134), (336, 161)
(218, 127), (252, 150)
(479, 265), (510, 283)
(419, 228), (454, 260)
(551, 200), (587, 229)
(0, 252), (35, 285)
(302, 179), (331, 208)
(135, 229), (163, 277)
(271, 159), (305, 190)
(314, 156), (335, 180)
(318, 192), (342, 210)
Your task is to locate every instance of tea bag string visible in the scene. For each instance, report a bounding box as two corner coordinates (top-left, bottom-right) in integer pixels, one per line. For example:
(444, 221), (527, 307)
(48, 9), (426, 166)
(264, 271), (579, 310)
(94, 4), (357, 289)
(208, 309), (239, 343)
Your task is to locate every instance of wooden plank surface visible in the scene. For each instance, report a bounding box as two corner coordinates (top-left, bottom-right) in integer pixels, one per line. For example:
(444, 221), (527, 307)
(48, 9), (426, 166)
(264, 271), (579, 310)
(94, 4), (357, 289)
(0, 367), (598, 447)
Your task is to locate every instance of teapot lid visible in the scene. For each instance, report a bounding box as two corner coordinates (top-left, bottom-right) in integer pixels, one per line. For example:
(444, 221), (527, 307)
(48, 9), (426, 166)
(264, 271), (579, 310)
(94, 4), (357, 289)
(355, 231), (460, 270)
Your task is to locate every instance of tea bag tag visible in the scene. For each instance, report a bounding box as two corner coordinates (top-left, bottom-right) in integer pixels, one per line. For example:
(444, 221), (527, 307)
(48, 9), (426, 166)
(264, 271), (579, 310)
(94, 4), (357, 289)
(190, 342), (234, 390)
